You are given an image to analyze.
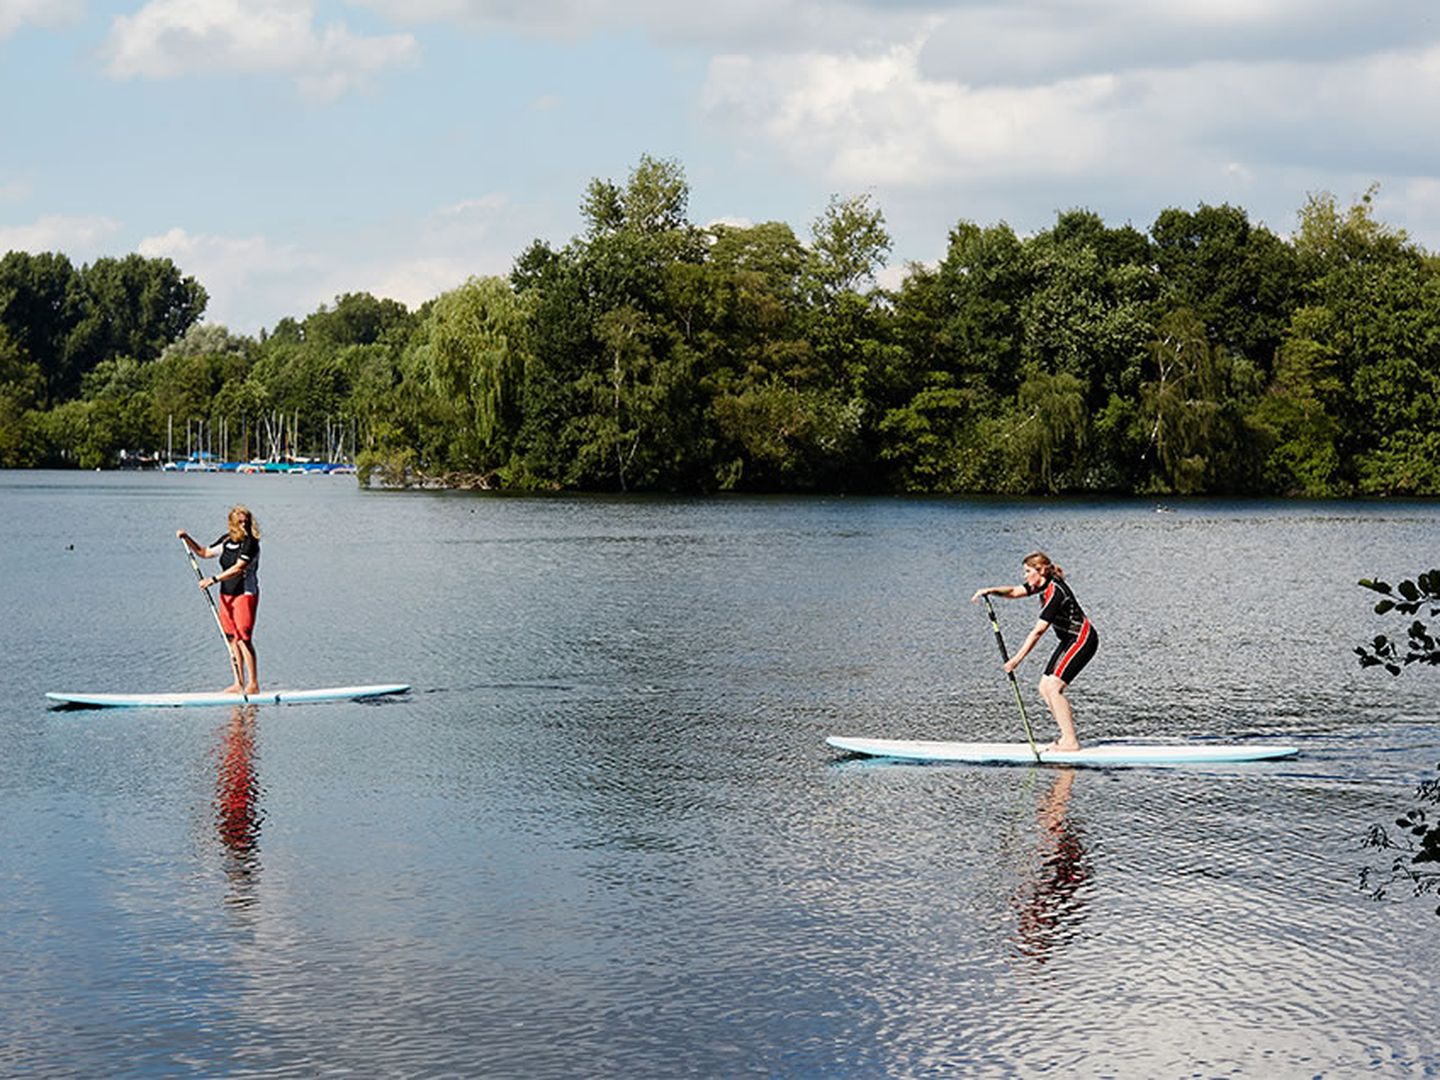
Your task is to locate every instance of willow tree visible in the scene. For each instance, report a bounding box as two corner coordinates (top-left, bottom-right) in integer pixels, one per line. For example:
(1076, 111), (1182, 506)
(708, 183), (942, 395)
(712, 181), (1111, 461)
(1139, 309), (1242, 493)
(1010, 371), (1088, 492)
(424, 276), (534, 473)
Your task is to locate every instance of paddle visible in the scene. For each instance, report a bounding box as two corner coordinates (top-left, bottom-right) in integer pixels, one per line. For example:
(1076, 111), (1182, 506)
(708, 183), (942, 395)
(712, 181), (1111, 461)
(179, 535), (246, 700)
(982, 596), (1041, 762)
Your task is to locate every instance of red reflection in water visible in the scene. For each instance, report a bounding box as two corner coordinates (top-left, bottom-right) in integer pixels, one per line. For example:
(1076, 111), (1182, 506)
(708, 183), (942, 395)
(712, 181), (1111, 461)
(216, 705), (263, 858)
(1011, 768), (1091, 963)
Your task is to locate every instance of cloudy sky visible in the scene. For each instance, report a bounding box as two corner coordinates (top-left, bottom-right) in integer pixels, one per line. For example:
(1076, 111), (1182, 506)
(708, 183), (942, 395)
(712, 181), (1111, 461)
(3, 0), (1439, 332)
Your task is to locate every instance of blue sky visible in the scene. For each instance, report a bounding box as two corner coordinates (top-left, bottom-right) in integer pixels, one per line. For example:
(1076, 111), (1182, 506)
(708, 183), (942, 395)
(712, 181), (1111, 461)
(4, 1), (1440, 333)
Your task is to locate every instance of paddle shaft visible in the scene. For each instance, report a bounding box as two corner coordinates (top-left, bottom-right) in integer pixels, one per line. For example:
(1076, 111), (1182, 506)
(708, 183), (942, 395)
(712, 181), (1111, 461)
(179, 536), (245, 696)
(983, 596), (1041, 762)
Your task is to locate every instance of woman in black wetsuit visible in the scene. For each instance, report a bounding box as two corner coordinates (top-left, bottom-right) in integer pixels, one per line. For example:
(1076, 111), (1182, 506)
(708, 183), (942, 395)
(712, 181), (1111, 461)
(971, 551), (1097, 751)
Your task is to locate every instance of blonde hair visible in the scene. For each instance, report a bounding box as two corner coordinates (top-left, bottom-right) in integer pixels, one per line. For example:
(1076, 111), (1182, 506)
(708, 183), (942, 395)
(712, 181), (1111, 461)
(227, 505), (260, 542)
(1023, 550), (1063, 580)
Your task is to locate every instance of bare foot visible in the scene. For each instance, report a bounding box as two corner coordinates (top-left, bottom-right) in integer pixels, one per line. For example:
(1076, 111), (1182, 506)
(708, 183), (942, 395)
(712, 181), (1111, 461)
(1046, 740), (1081, 752)
(243, 684), (259, 695)
(221, 684), (243, 694)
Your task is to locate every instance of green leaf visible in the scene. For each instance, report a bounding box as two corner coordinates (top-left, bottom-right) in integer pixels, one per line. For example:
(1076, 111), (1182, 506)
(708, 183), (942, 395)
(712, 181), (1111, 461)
(1399, 579), (1420, 601)
(1374, 599), (1395, 614)
(1359, 578), (1393, 594)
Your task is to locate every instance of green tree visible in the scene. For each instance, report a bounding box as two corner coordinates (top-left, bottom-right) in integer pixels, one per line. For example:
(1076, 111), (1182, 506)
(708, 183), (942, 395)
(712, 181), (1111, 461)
(799, 193), (896, 488)
(877, 221), (1032, 492)
(1019, 211), (1157, 411)
(70, 254), (208, 367)
(1249, 308), (1346, 496)
(513, 155), (711, 489)
(1007, 370), (1088, 492)
(1150, 203), (1299, 369)
(1138, 309), (1268, 493)
(0, 326), (44, 465)
(1270, 187), (1440, 494)
(682, 222), (826, 489)
(570, 304), (706, 490)
(302, 292), (414, 349)
(423, 276), (534, 473)
(927, 220), (1031, 399)
(807, 192), (892, 299)
(0, 250), (86, 403)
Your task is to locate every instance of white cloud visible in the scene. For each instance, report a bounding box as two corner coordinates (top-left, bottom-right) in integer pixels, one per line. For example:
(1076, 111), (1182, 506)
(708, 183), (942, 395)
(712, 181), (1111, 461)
(0, 214), (122, 253)
(351, 0), (928, 52)
(103, 0), (417, 100)
(702, 33), (1440, 196)
(137, 226), (317, 331)
(913, 0), (1431, 87)
(437, 193), (509, 217)
(0, 0), (83, 39)
(134, 192), (534, 331)
(349, 0), (1438, 64)
(705, 215), (754, 229)
(356, 256), (475, 308)
(702, 41), (1126, 187)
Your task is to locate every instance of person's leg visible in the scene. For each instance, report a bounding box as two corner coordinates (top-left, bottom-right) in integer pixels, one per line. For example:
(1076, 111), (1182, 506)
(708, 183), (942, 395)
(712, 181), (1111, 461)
(221, 638), (244, 693)
(217, 597), (244, 692)
(230, 594), (259, 693)
(1039, 674), (1079, 750)
(235, 638), (258, 694)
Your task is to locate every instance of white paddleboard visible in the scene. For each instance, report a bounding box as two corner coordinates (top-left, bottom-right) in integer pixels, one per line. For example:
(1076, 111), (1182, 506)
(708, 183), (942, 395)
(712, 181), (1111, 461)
(47, 684), (410, 709)
(826, 735), (1297, 766)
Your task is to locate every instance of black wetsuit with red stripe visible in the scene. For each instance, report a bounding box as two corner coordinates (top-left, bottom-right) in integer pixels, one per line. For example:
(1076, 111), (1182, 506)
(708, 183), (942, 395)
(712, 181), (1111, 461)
(1027, 575), (1098, 683)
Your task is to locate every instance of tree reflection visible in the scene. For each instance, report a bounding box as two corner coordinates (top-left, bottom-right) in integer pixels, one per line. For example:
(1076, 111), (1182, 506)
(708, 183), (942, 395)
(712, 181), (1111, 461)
(215, 705), (264, 903)
(1010, 768), (1091, 962)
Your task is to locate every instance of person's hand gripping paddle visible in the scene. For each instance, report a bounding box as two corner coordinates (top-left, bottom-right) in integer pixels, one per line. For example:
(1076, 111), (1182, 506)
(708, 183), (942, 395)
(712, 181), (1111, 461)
(983, 596), (1040, 762)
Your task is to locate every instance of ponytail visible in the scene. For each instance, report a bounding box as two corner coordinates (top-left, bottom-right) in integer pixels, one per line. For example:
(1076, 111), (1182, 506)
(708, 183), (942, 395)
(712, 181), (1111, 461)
(1023, 551), (1063, 580)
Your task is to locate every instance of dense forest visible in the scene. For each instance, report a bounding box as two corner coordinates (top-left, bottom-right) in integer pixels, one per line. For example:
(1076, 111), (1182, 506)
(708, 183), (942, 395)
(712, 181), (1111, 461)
(2, 156), (1438, 495)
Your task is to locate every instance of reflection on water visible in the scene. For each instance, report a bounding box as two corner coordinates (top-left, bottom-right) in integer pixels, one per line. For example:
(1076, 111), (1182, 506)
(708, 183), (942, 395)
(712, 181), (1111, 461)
(214, 705), (263, 904)
(1010, 769), (1091, 964)
(4, 475), (1440, 1076)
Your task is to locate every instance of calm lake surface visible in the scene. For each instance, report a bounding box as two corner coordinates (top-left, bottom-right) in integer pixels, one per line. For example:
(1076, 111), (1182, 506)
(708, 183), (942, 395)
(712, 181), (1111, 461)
(2, 471), (1438, 1077)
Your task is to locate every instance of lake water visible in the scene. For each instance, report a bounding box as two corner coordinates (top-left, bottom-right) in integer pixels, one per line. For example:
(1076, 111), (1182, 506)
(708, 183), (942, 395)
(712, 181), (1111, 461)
(1, 471), (1437, 1077)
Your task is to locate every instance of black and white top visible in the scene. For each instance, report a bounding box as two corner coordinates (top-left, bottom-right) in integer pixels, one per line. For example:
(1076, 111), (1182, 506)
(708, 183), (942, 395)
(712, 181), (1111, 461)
(213, 535), (260, 597)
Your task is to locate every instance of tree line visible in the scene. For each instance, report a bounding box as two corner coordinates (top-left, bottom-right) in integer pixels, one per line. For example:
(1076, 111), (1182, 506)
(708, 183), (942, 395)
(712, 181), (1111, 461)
(3, 156), (1437, 495)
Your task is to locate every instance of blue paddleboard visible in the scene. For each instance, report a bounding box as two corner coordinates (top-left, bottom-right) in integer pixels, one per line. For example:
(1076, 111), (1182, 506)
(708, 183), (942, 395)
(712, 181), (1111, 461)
(826, 736), (1297, 766)
(47, 684), (410, 709)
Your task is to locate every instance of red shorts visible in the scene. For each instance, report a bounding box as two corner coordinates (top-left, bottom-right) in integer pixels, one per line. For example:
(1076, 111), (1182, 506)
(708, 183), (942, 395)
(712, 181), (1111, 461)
(218, 593), (258, 642)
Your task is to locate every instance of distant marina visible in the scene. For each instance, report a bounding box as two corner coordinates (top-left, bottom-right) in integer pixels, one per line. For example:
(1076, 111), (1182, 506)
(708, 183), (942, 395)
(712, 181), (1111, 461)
(155, 453), (356, 475)
(115, 414), (359, 474)
(116, 450), (355, 474)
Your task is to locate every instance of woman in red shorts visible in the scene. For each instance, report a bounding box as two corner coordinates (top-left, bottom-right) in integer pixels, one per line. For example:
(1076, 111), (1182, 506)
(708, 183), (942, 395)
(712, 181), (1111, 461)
(971, 550), (1097, 751)
(177, 506), (261, 694)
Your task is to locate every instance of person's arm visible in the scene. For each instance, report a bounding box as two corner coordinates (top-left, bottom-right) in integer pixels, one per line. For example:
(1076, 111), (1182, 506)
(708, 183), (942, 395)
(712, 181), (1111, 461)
(1003, 618), (1052, 673)
(971, 584), (1028, 602)
(176, 529), (221, 558)
(209, 559), (239, 586)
